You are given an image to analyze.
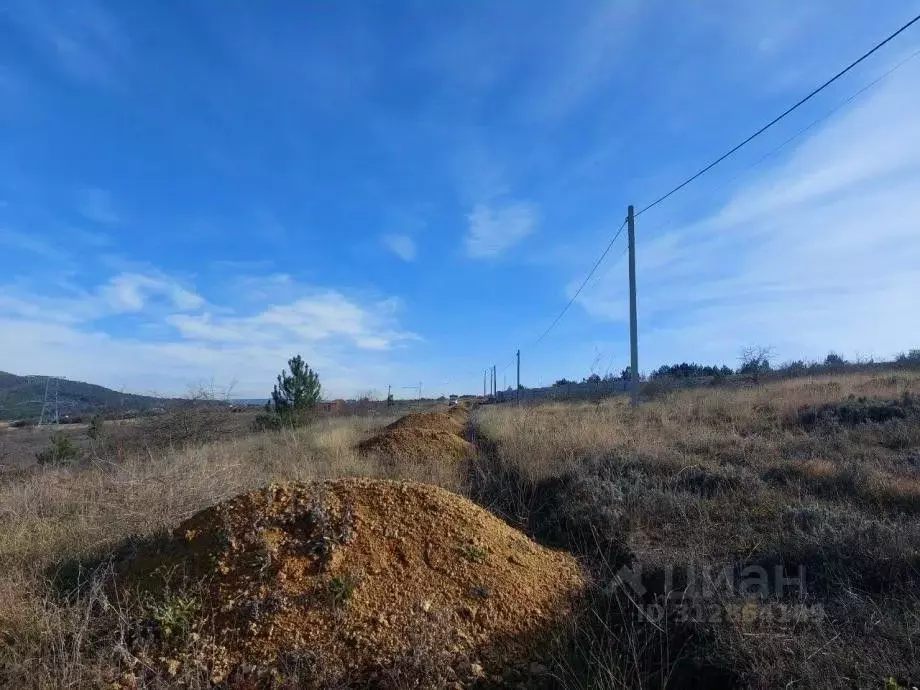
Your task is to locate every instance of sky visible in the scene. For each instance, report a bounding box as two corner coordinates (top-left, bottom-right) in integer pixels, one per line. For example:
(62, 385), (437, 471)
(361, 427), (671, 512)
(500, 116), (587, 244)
(1, 1), (919, 399)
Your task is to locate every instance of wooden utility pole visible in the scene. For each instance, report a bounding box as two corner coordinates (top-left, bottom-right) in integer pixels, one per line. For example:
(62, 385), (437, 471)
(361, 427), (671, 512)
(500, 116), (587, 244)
(516, 349), (520, 400)
(627, 204), (639, 407)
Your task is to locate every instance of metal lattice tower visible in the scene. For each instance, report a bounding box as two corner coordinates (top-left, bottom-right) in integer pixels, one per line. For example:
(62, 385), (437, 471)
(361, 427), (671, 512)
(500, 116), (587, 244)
(38, 376), (60, 427)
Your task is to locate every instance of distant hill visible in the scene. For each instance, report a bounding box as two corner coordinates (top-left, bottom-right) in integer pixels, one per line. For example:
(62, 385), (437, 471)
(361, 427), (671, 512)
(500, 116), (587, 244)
(0, 372), (170, 421)
(232, 398), (270, 407)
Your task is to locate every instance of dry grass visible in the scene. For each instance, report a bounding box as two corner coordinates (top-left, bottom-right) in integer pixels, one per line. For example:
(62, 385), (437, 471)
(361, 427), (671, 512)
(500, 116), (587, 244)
(2, 372), (919, 687)
(0, 412), (472, 687)
(472, 371), (920, 688)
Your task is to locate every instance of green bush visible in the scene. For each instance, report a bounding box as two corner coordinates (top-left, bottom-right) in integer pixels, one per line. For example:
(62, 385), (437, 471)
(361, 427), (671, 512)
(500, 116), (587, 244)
(87, 414), (105, 440)
(36, 433), (81, 466)
(895, 349), (920, 367)
(252, 413), (283, 432)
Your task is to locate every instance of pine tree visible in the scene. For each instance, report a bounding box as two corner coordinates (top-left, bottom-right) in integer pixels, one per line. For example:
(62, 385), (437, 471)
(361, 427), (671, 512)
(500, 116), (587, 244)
(265, 355), (321, 425)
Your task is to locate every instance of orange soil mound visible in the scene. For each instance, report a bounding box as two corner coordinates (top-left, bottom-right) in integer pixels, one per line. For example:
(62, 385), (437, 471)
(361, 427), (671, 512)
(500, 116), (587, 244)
(358, 426), (472, 462)
(385, 411), (466, 436)
(358, 408), (473, 463)
(119, 479), (585, 685)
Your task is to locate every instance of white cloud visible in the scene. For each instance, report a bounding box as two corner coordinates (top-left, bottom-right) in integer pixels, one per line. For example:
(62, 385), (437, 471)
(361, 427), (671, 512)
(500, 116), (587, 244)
(465, 201), (538, 258)
(166, 290), (416, 350)
(0, 272), (418, 397)
(101, 273), (204, 312)
(383, 234), (417, 261)
(77, 188), (120, 224)
(576, 61), (920, 366)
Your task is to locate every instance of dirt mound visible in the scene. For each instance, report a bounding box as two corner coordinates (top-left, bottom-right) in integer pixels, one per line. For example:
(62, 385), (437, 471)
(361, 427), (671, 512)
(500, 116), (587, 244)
(359, 427), (473, 463)
(118, 479), (585, 685)
(358, 408), (473, 463)
(385, 411), (466, 436)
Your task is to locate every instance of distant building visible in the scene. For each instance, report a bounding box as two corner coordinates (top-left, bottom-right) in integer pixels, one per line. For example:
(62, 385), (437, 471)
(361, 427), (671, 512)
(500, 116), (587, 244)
(317, 399), (345, 414)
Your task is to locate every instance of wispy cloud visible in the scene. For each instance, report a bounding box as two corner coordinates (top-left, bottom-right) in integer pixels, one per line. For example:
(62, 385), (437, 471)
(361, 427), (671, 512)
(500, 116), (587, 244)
(383, 234), (417, 261)
(465, 200), (538, 258)
(0, 66), (29, 119)
(576, 61), (920, 365)
(528, 1), (643, 121)
(102, 273), (204, 312)
(0, 227), (69, 262)
(77, 188), (120, 224)
(6, 0), (131, 87)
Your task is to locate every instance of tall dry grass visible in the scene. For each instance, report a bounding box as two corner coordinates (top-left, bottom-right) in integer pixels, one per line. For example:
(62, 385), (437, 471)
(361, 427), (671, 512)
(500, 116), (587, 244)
(477, 371), (919, 473)
(472, 371), (920, 688)
(0, 412), (470, 687)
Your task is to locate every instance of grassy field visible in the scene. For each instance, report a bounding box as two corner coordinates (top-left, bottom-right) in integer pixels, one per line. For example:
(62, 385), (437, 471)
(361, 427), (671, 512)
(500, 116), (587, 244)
(472, 371), (920, 688)
(1, 371), (919, 687)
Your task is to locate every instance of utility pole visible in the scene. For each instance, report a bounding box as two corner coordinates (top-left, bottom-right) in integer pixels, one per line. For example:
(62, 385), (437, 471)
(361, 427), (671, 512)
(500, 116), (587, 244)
(38, 376), (60, 427)
(516, 349), (521, 401)
(627, 204), (639, 407)
(492, 365), (496, 396)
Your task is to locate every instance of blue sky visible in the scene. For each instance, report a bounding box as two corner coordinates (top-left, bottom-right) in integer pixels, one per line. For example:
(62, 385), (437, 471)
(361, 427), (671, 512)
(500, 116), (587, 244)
(2, 1), (919, 399)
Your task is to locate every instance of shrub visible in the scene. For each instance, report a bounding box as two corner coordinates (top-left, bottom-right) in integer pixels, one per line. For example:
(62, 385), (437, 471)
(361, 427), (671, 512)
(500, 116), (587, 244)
(35, 432), (81, 466)
(87, 414), (105, 440)
(652, 362), (734, 379)
(823, 352), (847, 368)
(252, 413), (283, 432)
(738, 345), (773, 382)
(895, 349), (920, 367)
(798, 394), (918, 430)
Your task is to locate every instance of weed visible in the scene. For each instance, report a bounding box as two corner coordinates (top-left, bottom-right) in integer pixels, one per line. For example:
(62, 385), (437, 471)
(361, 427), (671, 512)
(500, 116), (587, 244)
(144, 590), (201, 641)
(327, 571), (362, 606)
(457, 542), (487, 563)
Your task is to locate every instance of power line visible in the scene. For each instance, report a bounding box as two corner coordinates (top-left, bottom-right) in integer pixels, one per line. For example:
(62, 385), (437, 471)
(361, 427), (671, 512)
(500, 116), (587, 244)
(636, 12), (920, 217)
(632, 44), (920, 248)
(531, 218), (628, 348)
(483, 14), (920, 394)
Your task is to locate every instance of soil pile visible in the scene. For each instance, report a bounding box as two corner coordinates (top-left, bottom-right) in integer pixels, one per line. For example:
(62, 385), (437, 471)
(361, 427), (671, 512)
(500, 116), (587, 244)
(385, 411), (466, 436)
(118, 479), (585, 686)
(358, 408), (473, 463)
(358, 427), (472, 463)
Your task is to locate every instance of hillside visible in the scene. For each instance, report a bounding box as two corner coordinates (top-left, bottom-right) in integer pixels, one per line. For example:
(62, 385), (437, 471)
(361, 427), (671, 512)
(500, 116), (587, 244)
(0, 371), (168, 421)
